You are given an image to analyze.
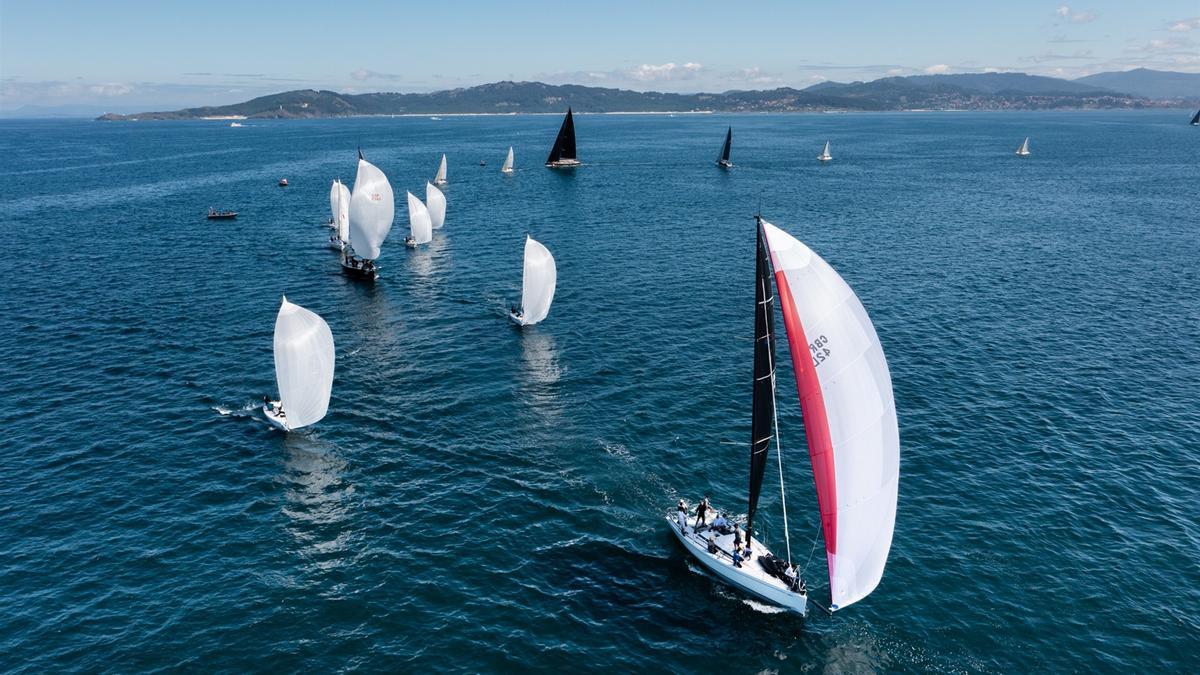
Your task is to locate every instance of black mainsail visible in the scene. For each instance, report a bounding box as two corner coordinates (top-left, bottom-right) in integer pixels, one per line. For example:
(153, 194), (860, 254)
(1191, 109), (1200, 126)
(718, 127), (732, 166)
(545, 108), (578, 166)
(746, 220), (777, 547)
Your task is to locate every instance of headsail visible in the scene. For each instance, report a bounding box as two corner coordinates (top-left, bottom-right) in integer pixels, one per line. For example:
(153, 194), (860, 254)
(426, 182), (446, 229)
(761, 220), (899, 611)
(347, 156), (395, 260)
(434, 154), (448, 184)
(335, 181), (350, 242)
(1192, 110), (1200, 126)
(407, 191), (433, 245)
(502, 146), (514, 173)
(719, 127), (732, 164)
(273, 296), (335, 430)
(545, 108), (577, 165)
(520, 236), (556, 325)
(746, 223), (777, 546)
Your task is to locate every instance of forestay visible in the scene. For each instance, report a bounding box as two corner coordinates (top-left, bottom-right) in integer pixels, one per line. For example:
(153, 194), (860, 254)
(407, 191), (433, 245)
(273, 296), (335, 430)
(426, 182), (446, 229)
(348, 158), (394, 260)
(761, 220), (899, 611)
(520, 236), (556, 325)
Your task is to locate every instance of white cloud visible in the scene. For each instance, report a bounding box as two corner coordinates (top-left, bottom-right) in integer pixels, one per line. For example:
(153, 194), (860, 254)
(1167, 17), (1200, 32)
(924, 64), (951, 74)
(350, 68), (404, 82)
(886, 68), (906, 76)
(1055, 6), (1097, 24)
(628, 62), (703, 81)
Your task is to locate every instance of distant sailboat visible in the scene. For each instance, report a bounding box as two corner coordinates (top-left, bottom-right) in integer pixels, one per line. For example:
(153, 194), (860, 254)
(342, 150), (395, 281)
(501, 146), (515, 174)
(434, 154), (448, 185)
(545, 108), (580, 168)
(404, 191), (433, 247)
(1190, 110), (1199, 126)
(669, 217), (899, 615)
(327, 179), (350, 250)
(426, 182), (446, 230)
(1016, 137), (1031, 156)
(716, 127), (733, 168)
(229, 122), (244, 128)
(262, 296), (335, 432)
(509, 236), (556, 326)
(817, 141), (832, 162)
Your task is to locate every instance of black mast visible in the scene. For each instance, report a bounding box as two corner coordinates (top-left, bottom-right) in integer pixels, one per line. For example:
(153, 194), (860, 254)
(545, 108), (577, 165)
(746, 217), (777, 548)
(719, 127), (732, 164)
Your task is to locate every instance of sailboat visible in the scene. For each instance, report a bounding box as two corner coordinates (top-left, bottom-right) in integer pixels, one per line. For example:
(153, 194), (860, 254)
(545, 108), (580, 168)
(1189, 110), (1199, 126)
(669, 217), (899, 615)
(509, 236), (556, 326)
(404, 191), (433, 247)
(434, 154), (448, 185)
(1016, 137), (1031, 156)
(426, 182), (446, 230)
(341, 150), (395, 281)
(327, 179), (350, 250)
(501, 146), (515, 174)
(817, 141), (832, 162)
(262, 296), (335, 432)
(717, 127), (733, 168)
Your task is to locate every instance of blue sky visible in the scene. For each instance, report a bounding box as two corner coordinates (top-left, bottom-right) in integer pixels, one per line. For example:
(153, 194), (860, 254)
(1, 1), (1197, 111)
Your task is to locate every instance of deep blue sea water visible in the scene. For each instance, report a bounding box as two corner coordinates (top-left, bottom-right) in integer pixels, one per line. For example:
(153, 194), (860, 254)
(0, 110), (1197, 672)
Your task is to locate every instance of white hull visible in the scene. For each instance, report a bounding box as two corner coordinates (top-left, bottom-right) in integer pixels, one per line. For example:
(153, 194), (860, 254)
(1016, 151), (1030, 156)
(818, 155), (832, 162)
(667, 512), (808, 614)
(546, 159), (581, 168)
(262, 404), (291, 431)
(508, 310), (528, 326)
(434, 179), (447, 186)
(717, 160), (733, 168)
(501, 168), (514, 174)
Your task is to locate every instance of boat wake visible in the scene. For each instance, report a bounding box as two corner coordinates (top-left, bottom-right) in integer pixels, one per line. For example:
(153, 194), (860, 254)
(212, 401), (264, 417)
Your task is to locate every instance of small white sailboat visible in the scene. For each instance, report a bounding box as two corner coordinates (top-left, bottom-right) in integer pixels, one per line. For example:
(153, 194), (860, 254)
(501, 146), (514, 174)
(262, 296), (335, 432)
(434, 154), (448, 185)
(426, 182), (446, 230)
(327, 179), (350, 250)
(669, 217), (899, 615)
(229, 122), (244, 128)
(817, 141), (832, 162)
(1016, 137), (1031, 156)
(404, 191), (433, 247)
(342, 150), (394, 281)
(509, 236), (556, 326)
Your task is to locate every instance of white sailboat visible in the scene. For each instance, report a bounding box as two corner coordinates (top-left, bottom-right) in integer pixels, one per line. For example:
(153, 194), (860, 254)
(509, 236), (556, 326)
(817, 141), (832, 162)
(434, 154), (448, 185)
(1016, 137), (1031, 156)
(404, 191), (433, 247)
(669, 217), (899, 615)
(426, 182), (446, 230)
(501, 146), (515, 174)
(327, 179), (350, 250)
(342, 150), (394, 280)
(262, 296), (335, 432)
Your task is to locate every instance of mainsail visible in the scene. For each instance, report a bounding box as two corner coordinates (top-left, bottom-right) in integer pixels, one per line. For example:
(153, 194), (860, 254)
(502, 146), (514, 173)
(407, 191), (433, 245)
(520, 236), (556, 325)
(746, 224), (776, 546)
(434, 154), (448, 184)
(819, 141), (832, 160)
(273, 296), (335, 430)
(1190, 110), (1198, 125)
(334, 180), (350, 242)
(426, 182), (446, 229)
(545, 108), (577, 165)
(761, 220), (899, 611)
(347, 155), (395, 260)
(719, 127), (732, 164)
(1017, 137), (1030, 155)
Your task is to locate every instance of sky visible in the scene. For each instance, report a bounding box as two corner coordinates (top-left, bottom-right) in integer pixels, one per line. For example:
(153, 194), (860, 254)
(1, 0), (1198, 112)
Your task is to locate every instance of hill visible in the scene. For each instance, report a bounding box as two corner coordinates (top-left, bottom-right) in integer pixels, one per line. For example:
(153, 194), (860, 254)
(1075, 68), (1200, 100)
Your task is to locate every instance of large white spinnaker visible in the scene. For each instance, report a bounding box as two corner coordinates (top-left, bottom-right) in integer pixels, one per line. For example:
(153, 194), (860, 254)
(761, 220), (899, 611)
(273, 296), (335, 430)
(519, 235), (556, 325)
(501, 146), (514, 173)
(347, 157), (394, 260)
(434, 154), (448, 184)
(426, 182), (446, 229)
(407, 191), (433, 245)
(335, 181), (351, 242)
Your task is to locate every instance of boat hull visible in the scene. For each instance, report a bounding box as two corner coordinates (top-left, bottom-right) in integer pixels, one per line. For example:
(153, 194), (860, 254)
(341, 261), (378, 281)
(717, 160), (733, 168)
(328, 238), (345, 251)
(546, 159), (581, 168)
(508, 311), (526, 326)
(262, 404), (291, 431)
(667, 512), (808, 615)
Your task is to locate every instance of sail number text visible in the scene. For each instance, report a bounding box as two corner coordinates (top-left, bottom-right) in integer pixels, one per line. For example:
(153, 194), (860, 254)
(809, 335), (831, 367)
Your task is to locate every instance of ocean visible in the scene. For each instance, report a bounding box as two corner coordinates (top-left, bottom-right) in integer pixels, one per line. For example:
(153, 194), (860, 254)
(0, 110), (1196, 672)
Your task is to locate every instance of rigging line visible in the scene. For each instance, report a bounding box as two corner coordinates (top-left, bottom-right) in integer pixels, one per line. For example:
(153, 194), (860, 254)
(800, 519), (822, 577)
